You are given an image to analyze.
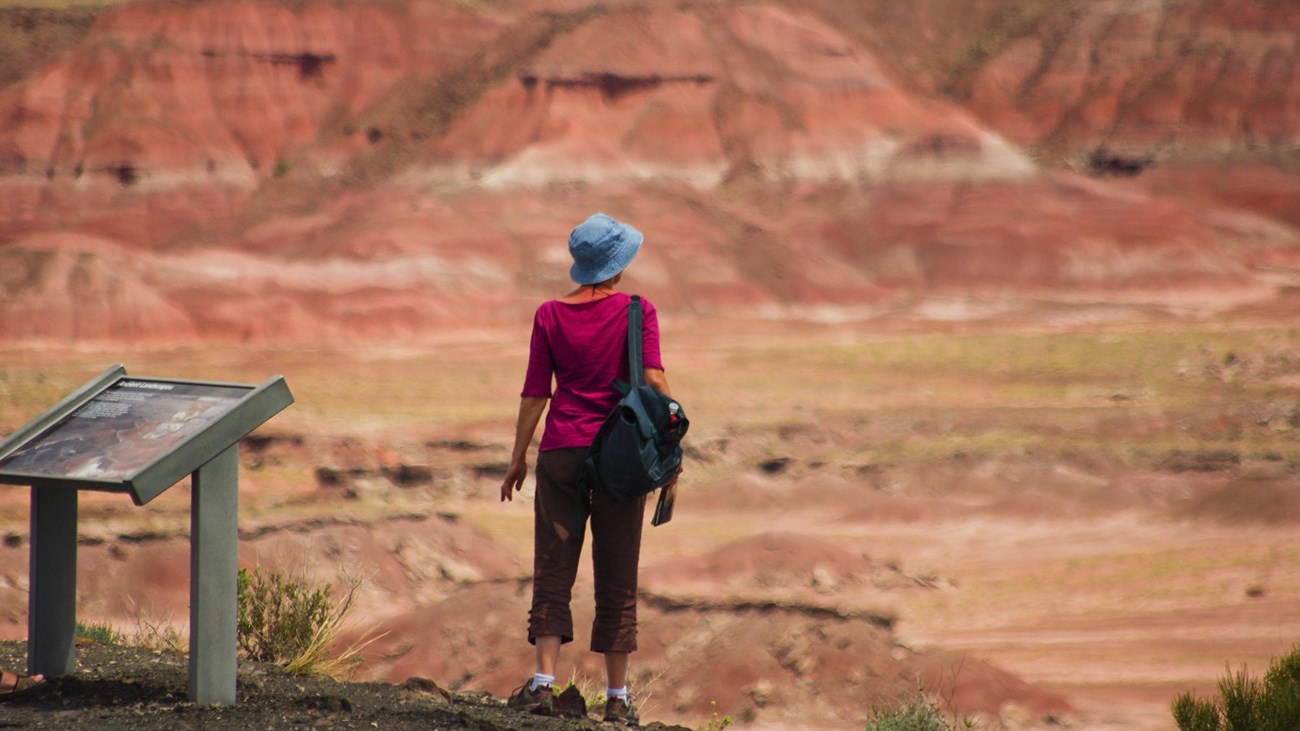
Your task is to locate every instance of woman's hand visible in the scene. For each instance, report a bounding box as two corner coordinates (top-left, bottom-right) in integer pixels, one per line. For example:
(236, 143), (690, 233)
(502, 397), (548, 503)
(664, 464), (682, 490)
(500, 458), (528, 502)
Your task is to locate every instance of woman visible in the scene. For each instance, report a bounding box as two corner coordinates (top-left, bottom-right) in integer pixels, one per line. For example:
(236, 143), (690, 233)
(500, 212), (675, 725)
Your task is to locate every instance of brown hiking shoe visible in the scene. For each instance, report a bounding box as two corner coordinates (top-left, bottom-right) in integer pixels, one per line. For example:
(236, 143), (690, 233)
(603, 696), (639, 726)
(506, 681), (553, 715)
(553, 685), (588, 718)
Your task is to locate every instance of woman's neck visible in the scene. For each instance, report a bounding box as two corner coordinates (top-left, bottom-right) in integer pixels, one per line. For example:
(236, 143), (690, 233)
(559, 284), (618, 303)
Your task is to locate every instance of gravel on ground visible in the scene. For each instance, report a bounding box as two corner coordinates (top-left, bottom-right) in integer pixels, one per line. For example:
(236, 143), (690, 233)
(0, 640), (687, 731)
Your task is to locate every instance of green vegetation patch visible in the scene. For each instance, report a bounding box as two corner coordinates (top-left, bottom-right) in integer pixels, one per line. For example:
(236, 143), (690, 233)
(1173, 645), (1300, 731)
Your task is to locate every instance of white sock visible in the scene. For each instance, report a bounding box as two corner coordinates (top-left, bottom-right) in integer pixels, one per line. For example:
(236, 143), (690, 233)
(607, 686), (628, 701)
(530, 673), (555, 691)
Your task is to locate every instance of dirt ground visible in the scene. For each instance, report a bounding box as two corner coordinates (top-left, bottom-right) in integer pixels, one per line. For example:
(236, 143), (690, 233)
(0, 314), (1297, 730)
(0, 639), (692, 730)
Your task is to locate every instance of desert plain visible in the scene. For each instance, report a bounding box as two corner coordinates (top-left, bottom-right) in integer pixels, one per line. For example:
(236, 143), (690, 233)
(2, 311), (1298, 730)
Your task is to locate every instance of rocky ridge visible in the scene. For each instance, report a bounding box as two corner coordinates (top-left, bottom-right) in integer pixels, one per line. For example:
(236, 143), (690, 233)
(0, 0), (1296, 343)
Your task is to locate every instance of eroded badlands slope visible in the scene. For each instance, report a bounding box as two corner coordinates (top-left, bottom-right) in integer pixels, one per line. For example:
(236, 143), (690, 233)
(0, 0), (1297, 342)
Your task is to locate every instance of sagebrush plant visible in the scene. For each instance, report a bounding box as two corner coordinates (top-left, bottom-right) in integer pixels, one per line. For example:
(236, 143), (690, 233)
(865, 688), (981, 731)
(236, 566), (382, 677)
(133, 615), (184, 653)
(865, 691), (952, 731)
(127, 598), (185, 652)
(633, 666), (665, 718)
(75, 620), (125, 645)
(1172, 645), (1300, 731)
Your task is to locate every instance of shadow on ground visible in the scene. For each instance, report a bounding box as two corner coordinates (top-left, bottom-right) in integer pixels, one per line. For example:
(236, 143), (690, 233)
(0, 640), (688, 731)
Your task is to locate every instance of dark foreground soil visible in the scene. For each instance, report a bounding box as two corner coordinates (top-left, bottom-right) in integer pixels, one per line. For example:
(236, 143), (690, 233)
(0, 641), (686, 731)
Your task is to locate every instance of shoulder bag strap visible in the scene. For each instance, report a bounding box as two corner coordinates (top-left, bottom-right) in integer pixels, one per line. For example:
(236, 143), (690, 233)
(627, 294), (644, 388)
(625, 294), (659, 440)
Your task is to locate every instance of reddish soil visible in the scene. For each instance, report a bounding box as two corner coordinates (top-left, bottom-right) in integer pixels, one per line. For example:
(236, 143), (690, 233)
(3, 321), (1299, 730)
(1, 1), (1298, 728)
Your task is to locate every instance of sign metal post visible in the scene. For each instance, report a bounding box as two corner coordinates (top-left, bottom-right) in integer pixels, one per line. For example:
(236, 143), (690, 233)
(28, 488), (77, 677)
(189, 443), (240, 703)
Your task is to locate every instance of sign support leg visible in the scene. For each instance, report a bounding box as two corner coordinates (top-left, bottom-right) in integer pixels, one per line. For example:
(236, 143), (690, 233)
(189, 444), (239, 705)
(28, 487), (78, 677)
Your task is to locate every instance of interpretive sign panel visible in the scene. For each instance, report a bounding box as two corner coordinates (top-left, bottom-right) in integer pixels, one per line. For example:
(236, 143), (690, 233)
(0, 364), (293, 705)
(0, 379), (249, 482)
(0, 365), (293, 505)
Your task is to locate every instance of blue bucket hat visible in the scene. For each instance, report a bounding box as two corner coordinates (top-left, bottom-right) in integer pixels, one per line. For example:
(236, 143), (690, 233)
(568, 213), (643, 285)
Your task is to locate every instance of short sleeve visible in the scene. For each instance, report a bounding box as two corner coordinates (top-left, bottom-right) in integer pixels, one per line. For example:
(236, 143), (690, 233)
(641, 298), (664, 372)
(520, 307), (555, 398)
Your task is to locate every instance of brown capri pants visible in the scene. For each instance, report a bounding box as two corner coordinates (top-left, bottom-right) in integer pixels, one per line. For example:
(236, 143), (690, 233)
(529, 447), (646, 653)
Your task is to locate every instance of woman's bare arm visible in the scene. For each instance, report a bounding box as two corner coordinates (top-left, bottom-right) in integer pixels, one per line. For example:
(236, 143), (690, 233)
(500, 396), (548, 502)
(644, 368), (672, 397)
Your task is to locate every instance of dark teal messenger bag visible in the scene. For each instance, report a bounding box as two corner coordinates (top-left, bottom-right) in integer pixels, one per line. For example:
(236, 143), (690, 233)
(581, 295), (688, 504)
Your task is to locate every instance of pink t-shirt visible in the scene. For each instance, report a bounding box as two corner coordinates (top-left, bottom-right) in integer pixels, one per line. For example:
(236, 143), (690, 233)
(521, 292), (664, 451)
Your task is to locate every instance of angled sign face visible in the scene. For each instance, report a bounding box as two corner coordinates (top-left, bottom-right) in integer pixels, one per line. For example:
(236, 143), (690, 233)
(0, 379), (248, 481)
(0, 365), (293, 504)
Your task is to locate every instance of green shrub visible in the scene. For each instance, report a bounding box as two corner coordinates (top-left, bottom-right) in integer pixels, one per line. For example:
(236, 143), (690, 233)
(1172, 692), (1220, 731)
(75, 620), (125, 645)
(1264, 647), (1300, 687)
(1219, 666), (1262, 731)
(1173, 645), (1300, 731)
(865, 692), (953, 731)
(1257, 645), (1300, 731)
(236, 566), (373, 677)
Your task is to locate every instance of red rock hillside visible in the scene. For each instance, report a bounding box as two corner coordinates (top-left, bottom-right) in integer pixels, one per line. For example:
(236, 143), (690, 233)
(0, 0), (1297, 343)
